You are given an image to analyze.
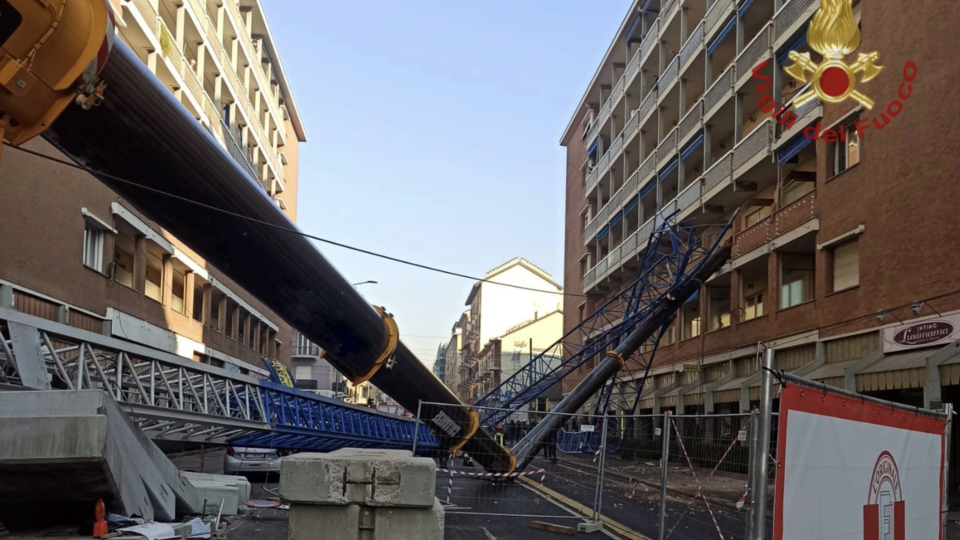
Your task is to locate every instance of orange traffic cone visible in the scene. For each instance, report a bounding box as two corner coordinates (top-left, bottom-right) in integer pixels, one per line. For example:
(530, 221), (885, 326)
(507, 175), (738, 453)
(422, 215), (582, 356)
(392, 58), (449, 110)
(93, 499), (108, 538)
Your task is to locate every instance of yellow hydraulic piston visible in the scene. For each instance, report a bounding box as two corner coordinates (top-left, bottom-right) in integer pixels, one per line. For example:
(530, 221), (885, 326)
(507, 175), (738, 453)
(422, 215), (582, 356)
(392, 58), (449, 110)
(0, 0), (114, 150)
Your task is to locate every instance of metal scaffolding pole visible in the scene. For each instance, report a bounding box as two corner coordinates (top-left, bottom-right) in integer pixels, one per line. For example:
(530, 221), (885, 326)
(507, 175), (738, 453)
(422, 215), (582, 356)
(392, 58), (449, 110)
(750, 347), (775, 540)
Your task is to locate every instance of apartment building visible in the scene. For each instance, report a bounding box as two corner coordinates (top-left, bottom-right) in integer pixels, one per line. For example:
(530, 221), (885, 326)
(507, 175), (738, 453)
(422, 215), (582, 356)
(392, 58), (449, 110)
(0, 0), (307, 375)
(290, 331), (340, 395)
(442, 315), (465, 393)
(561, 0), (960, 430)
(454, 258), (564, 403)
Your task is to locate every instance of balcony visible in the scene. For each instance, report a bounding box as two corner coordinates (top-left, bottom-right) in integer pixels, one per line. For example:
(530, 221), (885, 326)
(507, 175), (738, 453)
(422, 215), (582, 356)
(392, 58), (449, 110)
(774, 0), (819, 48)
(660, 0), (681, 34)
(678, 100), (703, 148)
(733, 191), (819, 258)
(642, 19), (661, 64)
(657, 127), (678, 172)
(660, 55), (681, 96)
(703, 151), (733, 196)
(736, 23), (773, 89)
(677, 178), (703, 218)
(680, 21), (705, 73)
(704, 64), (735, 119)
(733, 119), (774, 175)
(705, 0), (736, 42)
(293, 344), (321, 357)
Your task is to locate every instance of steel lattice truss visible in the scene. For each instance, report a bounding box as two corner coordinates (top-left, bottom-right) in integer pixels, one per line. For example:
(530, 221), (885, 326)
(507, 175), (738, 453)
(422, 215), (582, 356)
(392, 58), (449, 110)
(475, 211), (733, 427)
(0, 308), (437, 451)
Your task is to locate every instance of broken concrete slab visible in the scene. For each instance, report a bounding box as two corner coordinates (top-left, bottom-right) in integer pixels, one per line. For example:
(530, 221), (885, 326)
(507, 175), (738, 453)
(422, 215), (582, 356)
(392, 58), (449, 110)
(280, 449), (436, 508)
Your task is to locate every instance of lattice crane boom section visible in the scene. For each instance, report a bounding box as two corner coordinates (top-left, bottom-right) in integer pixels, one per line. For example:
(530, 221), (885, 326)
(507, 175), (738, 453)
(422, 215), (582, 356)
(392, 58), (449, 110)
(475, 211), (734, 428)
(0, 308), (437, 451)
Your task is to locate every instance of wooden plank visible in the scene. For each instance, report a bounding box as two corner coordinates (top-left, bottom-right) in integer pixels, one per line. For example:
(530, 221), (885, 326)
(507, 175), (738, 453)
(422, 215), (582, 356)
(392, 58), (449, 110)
(519, 477), (653, 540)
(530, 521), (576, 535)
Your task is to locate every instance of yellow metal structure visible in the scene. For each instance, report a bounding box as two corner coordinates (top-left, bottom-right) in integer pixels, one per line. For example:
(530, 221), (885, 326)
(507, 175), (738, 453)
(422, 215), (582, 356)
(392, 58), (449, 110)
(0, 0), (111, 146)
(349, 306), (399, 385)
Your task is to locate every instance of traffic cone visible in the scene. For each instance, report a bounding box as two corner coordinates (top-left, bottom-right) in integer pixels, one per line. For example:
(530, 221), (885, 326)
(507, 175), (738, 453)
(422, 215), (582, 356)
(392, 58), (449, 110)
(93, 499), (108, 538)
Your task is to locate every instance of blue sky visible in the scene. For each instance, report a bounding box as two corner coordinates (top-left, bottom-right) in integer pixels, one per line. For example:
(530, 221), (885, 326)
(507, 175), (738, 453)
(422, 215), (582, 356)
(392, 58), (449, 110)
(264, 1), (632, 367)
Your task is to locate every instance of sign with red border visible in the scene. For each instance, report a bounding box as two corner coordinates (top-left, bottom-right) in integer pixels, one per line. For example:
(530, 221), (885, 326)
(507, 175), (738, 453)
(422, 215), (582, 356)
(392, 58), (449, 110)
(774, 383), (947, 540)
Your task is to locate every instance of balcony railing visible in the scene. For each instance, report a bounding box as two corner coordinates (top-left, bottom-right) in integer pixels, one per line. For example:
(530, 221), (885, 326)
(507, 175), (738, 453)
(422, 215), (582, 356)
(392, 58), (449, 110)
(623, 165), (640, 197)
(704, 64), (735, 115)
(585, 216), (597, 242)
(661, 0), (680, 29)
(705, 0), (735, 39)
(294, 345), (321, 357)
(703, 151), (733, 193)
(733, 119), (774, 172)
(679, 100), (703, 145)
(775, 0), (818, 40)
(657, 127), (678, 168)
(660, 55), (680, 90)
(736, 24), (773, 83)
(622, 229), (639, 257)
(677, 178), (702, 212)
(733, 191), (818, 257)
(639, 151), (658, 189)
(637, 19), (659, 63)
(626, 47), (642, 83)
(638, 86), (659, 123)
(680, 21), (705, 69)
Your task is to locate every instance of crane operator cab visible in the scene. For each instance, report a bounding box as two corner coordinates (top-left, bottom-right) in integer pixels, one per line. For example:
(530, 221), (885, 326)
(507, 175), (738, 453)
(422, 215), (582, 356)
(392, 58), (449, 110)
(0, 0), (114, 160)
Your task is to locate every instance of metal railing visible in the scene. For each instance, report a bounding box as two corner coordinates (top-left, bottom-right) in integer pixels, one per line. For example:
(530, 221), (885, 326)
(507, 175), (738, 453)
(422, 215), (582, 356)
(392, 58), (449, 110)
(705, 0), (735, 38)
(609, 244), (622, 268)
(642, 19), (660, 62)
(626, 46), (642, 83)
(657, 126), (678, 167)
(704, 64), (735, 115)
(639, 151), (657, 188)
(775, 0), (818, 39)
(638, 86), (658, 123)
(736, 24), (773, 82)
(680, 21), (705, 68)
(734, 119), (774, 172)
(703, 151), (734, 193)
(622, 229), (639, 256)
(661, 0), (680, 28)
(624, 165), (640, 198)
(679, 100), (703, 145)
(660, 55), (680, 90)
(624, 108), (641, 143)
(677, 178), (702, 212)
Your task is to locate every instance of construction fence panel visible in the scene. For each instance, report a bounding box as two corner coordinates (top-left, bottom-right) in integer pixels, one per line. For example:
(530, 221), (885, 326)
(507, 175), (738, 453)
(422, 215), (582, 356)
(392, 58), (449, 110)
(414, 403), (604, 522)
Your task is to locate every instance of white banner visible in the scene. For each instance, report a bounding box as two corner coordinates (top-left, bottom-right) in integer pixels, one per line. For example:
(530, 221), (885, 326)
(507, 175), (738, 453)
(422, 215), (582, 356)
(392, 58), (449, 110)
(882, 313), (960, 352)
(774, 383), (947, 540)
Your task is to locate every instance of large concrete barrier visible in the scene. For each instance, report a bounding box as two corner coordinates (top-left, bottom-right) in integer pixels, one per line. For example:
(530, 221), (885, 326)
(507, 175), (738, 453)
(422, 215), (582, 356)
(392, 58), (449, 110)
(281, 449), (443, 540)
(0, 390), (247, 531)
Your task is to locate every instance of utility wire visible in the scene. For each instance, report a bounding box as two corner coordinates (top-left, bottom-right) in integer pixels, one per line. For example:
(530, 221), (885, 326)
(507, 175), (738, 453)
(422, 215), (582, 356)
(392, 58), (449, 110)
(7, 143), (587, 298)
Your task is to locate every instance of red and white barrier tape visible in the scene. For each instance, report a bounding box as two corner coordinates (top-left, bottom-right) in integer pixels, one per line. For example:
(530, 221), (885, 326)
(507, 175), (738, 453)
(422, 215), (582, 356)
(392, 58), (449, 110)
(670, 417), (727, 540)
(439, 467), (547, 480)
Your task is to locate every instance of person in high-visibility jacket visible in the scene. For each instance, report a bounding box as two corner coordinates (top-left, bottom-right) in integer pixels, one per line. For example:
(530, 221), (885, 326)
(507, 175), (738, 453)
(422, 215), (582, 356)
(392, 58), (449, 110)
(494, 423), (505, 446)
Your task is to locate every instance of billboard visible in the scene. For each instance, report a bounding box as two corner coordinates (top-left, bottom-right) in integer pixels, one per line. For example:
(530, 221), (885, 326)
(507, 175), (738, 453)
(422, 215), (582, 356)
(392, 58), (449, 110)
(774, 383), (948, 540)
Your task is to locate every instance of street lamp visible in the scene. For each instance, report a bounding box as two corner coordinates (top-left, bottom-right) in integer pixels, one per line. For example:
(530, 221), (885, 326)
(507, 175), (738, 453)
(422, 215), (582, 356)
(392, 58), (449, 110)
(352, 280), (378, 287)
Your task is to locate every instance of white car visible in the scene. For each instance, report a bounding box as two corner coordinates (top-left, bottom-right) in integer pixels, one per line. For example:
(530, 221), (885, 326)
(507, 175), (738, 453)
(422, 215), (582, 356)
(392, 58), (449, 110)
(223, 446), (282, 475)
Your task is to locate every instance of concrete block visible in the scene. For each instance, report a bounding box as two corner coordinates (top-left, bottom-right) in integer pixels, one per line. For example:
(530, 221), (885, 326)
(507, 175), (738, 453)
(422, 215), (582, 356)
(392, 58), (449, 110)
(281, 449), (436, 508)
(185, 480), (241, 516)
(288, 499), (444, 540)
(182, 472), (251, 502)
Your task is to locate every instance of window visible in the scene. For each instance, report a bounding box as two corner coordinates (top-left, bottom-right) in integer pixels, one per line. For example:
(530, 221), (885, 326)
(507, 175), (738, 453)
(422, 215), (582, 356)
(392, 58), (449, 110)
(145, 248), (164, 302)
(831, 121), (861, 177)
(744, 293), (764, 320)
(661, 317), (677, 346)
(578, 304), (586, 323)
(114, 227), (136, 288)
(83, 223), (105, 272)
(832, 239), (860, 291)
(708, 285), (731, 331)
(780, 254), (815, 309)
(681, 296), (701, 340)
(295, 364), (312, 382)
(781, 180), (815, 207)
(192, 286), (204, 322)
(743, 206), (771, 229)
(237, 310), (247, 345)
(171, 269), (186, 314)
(225, 301), (235, 338)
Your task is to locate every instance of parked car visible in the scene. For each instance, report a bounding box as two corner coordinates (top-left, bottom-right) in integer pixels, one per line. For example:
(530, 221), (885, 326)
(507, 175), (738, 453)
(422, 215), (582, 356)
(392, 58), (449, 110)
(223, 446), (282, 475)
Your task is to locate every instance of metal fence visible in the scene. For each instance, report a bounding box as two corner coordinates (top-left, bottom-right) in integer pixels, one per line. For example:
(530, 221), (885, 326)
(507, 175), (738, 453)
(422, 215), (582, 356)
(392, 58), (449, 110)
(413, 402), (776, 538)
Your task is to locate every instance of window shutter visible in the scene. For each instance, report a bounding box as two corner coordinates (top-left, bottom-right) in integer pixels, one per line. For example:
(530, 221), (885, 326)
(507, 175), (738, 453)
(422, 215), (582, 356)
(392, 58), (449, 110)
(833, 240), (860, 291)
(295, 365), (311, 381)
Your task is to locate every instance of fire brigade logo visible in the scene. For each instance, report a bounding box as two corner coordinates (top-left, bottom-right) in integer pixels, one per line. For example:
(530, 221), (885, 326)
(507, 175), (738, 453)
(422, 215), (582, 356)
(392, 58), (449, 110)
(785, 0), (884, 109)
(864, 452), (905, 540)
